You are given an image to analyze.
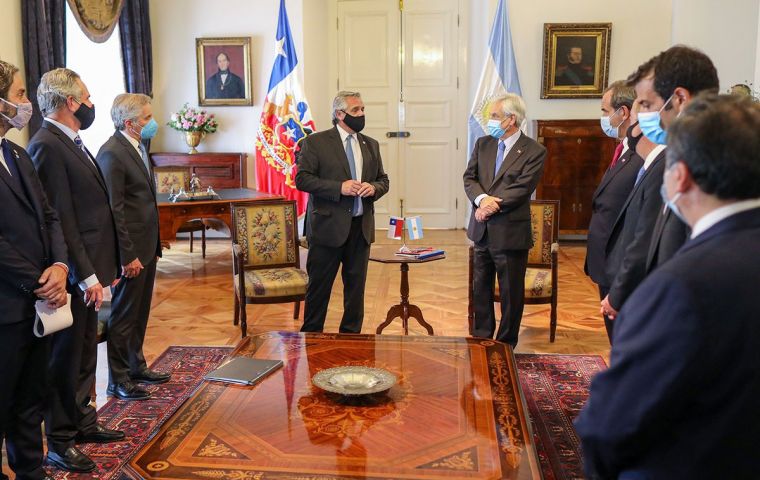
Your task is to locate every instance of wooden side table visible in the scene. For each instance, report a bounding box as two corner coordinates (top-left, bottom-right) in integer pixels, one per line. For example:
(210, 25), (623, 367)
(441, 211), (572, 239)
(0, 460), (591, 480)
(369, 245), (445, 335)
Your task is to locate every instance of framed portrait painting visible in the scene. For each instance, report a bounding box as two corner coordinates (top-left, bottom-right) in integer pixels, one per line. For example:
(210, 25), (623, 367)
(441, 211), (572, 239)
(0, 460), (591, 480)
(541, 23), (612, 99)
(196, 37), (253, 106)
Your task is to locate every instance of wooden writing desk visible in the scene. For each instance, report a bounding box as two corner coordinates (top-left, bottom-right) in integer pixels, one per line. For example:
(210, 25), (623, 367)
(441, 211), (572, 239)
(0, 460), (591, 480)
(157, 188), (281, 244)
(128, 332), (541, 480)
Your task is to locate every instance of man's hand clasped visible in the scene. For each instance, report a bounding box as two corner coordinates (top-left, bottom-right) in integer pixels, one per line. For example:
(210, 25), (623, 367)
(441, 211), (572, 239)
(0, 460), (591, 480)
(342, 179), (376, 198)
(475, 195), (502, 222)
(34, 263), (68, 309)
(122, 258), (144, 279)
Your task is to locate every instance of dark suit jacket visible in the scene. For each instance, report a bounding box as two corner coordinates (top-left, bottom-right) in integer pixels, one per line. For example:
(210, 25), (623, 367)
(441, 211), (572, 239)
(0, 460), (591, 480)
(96, 131), (161, 267)
(584, 146), (644, 286)
(0, 139), (67, 324)
(576, 207), (760, 480)
(28, 121), (119, 293)
(604, 148), (666, 310)
(295, 126), (389, 248)
(205, 70), (245, 99)
(463, 133), (546, 250)
(645, 208), (690, 273)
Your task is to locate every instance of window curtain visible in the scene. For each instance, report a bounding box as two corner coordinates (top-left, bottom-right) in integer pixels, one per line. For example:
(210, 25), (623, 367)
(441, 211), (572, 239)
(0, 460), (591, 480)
(119, 0), (153, 97)
(21, 0), (67, 137)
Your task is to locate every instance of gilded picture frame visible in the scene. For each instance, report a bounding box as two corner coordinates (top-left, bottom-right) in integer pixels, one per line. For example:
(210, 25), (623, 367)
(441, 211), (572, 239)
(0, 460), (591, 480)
(196, 37), (253, 106)
(541, 23), (612, 99)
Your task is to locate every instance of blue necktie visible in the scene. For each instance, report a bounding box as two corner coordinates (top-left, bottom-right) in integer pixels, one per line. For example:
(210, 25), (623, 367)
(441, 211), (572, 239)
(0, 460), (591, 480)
(634, 165), (646, 186)
(494, 141), (506, 178)
(345, 135), (363, 216)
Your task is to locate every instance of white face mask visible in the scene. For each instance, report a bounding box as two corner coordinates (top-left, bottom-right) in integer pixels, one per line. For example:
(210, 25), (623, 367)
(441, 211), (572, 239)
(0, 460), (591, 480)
(0, 97), (33, 130)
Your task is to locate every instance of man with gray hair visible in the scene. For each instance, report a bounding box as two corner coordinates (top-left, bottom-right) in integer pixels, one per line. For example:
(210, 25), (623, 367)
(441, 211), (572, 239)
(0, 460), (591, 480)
(96, 93), (167, 402)
(28, 67), (123, 474)
(296, 91), (389, 333)
(463, 93), (546, 347)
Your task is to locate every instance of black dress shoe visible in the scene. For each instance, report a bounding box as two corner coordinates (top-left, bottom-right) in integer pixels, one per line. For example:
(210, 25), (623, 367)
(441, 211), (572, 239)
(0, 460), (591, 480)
(107, 381), (151, 400)
(76, 423), (126, 443)
(46, 446), (96, 473)
(130, 368), (171, 384)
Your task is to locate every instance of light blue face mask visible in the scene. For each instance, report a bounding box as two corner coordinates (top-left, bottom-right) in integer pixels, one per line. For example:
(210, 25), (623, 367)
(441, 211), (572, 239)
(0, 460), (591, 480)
(139, 118), (159, 139)
(600, 107), (623, 138)
(487, 118), (506, 139)
(638, 94), (674, 145)
(660, 181), (685, 223)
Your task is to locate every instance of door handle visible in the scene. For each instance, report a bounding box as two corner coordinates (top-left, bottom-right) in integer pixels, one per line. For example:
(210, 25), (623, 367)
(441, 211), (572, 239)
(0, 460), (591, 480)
(572, 203), (576, 213)
(386, 131), (411, 138)
(578, 203), (582, 213)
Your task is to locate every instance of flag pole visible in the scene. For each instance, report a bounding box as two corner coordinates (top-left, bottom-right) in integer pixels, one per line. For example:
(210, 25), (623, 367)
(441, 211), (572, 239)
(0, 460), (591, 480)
(400, 198), (407, 252)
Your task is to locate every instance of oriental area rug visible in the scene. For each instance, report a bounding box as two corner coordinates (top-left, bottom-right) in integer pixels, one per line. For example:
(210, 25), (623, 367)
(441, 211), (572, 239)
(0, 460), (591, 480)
(50, 346), (605, 480)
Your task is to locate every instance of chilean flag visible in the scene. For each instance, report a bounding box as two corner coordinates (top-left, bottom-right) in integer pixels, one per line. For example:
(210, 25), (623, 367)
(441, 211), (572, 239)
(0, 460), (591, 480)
(388, 217), (404, 240)
(255, 0), (315, 216)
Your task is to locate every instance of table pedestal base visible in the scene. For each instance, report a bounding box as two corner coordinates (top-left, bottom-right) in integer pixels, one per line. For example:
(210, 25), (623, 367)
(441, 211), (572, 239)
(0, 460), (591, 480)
(376, 263), (434, 335)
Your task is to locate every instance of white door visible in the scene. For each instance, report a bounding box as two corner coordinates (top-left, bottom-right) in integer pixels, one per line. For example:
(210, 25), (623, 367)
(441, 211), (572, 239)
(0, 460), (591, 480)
(337, 0), (463, 228)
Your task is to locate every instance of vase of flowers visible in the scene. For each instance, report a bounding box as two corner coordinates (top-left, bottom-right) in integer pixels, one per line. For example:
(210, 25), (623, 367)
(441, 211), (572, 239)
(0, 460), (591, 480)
(167, 104), (219, 154)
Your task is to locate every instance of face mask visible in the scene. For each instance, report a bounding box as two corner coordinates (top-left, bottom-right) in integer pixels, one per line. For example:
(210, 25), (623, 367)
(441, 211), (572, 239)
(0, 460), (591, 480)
(136, 118), (158, 139)
(638, 94), (673, 145)
(73, 100), (96, 130)
(625, 121), (644, 152)
(487, 119), (507, 139)
(600, 107), (623, 138)
(341, 111), (365, 133)
(659, 167), (686, 222)
(0, 97), (33, 130)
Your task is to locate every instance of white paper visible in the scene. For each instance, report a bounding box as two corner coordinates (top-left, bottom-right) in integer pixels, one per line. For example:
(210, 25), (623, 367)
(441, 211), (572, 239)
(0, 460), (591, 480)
(102, 286), (112, 302)
(34, 294), (73, 337)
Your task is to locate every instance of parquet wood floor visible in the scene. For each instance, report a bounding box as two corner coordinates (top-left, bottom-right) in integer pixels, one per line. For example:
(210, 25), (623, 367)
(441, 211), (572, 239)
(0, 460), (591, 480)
(93, 230), (610, 404)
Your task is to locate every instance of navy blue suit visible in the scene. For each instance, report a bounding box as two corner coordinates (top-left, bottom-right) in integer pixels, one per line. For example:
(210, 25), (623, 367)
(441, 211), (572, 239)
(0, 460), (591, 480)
(575, 207), (760, 479)
(0, 138), (67, 480)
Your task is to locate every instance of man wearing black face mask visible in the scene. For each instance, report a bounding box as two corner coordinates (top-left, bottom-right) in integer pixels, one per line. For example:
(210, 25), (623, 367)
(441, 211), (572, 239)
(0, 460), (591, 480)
(584, 81), (644, 342)
(295, 91), (389, 333)
(27, 68), (123, 474)
(0, 60), (68, 480)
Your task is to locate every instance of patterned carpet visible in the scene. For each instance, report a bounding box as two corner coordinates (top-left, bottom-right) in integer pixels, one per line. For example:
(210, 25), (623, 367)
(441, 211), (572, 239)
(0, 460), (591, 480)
(49, 347), (604, 480)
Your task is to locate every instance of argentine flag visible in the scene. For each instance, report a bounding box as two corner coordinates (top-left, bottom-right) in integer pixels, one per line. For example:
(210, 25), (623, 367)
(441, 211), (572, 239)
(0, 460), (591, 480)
(467, 0), (522, 158)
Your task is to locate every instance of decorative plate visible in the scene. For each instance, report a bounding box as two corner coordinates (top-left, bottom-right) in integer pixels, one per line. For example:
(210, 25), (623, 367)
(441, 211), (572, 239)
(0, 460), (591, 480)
(312, 366), (397, 396)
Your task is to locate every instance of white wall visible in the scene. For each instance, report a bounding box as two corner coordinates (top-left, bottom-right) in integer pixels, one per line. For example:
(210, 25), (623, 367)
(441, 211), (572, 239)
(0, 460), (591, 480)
(756, 5), (760, 90)
(0, 0), (28, 145)
(149, 0), (306, 188)
(672, 0), (760, 91)
(468, 0), (673, 122)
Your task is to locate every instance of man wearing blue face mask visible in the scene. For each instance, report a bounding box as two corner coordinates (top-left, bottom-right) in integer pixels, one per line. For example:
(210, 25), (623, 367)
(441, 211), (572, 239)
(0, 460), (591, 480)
(97, 94), (167, 403)
(464, 93), (546, 348)
(585, 81), (643, 342)
(27, 68), (124, 474)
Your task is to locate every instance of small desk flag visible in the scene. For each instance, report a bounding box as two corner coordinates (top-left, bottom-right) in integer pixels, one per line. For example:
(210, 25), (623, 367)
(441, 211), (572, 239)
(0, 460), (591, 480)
(406, 216), (423, 240)
(388, 216), (404, 240)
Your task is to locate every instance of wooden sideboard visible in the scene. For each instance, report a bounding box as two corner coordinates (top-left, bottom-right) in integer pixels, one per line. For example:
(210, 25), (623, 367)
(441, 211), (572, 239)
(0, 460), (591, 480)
(535, 120), (616, 234)
(150, 152), (246, 188)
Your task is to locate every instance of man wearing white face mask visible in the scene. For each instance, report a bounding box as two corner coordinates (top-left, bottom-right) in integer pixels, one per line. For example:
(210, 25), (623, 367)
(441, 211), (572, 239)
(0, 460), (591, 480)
(585, 81), (643, 342)
(0, 60), (68, 480)
(28, 68), (124, 474)
(464, 93), (546, 348)
(96, 93), (167, 403)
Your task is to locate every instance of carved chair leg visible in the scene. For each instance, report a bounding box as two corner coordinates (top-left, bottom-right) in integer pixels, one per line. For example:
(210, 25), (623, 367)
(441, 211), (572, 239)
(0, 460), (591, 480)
(201, 223), (206, 258)
(233, 290), (239, 326)
(189, 230), (194, 253)
(240, 299), (248, 338)
(293, 301), (300, 319)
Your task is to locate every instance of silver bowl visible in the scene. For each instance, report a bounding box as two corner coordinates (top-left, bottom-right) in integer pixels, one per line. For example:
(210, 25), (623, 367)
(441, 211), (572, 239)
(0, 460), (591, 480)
(312, 366), (397, 396)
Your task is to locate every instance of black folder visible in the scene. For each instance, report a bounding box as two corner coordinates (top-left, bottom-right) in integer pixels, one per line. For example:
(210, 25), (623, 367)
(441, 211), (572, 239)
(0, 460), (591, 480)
(203, 356), (283, 386)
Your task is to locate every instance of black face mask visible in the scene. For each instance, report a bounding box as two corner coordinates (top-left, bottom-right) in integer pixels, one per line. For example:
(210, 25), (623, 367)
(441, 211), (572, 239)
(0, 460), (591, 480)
(341, 111), (365, 133)
(74, 101), (96, 130)
(626, 121), (643, 152)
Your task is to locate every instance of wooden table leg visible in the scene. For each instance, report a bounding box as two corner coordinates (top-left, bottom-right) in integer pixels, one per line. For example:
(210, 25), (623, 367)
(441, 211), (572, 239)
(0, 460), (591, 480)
(376, 263), (434, 336)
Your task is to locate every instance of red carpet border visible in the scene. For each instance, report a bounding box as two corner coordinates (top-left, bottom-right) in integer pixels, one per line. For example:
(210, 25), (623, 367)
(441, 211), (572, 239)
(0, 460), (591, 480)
(50, 347), (605, 480)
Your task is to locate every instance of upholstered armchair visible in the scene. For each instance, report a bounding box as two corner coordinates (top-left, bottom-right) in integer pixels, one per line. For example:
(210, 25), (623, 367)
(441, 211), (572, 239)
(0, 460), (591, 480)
(467, 200), (560, 342)
(232, 199), (308, 337)
(154, 167), (209, 257)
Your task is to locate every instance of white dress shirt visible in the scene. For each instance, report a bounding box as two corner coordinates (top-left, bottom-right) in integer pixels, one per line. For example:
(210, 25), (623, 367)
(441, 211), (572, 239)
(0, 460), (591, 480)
(475, 130), (523, 207)
(337, 123), (363, 182)
(119, 130), (143, 155)
(0, 135), (12, 175)
(643, 144), (667, 171)
(690, 199), (760, 239)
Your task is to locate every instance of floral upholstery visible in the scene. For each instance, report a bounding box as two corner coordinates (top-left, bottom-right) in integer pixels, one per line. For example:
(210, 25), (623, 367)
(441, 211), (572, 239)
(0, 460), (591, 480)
(525, 268), (552, 298)
(528, 202), (555, 266)
(235, 267), (308, 298)
(154, 167), (190, 194)
(235, 203), (297, 267)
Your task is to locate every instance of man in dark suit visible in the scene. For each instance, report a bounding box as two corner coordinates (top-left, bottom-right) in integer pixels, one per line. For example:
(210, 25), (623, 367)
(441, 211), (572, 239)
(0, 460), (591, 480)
(576, 93), (760, 479)
(97, 93), (168, 401)
(295, 91), (389, 333)
(627, 46), (719, 274)
(0, 60), (67, 480)
(205, 52), (245, 99)
(585, 81), (643, 342)
(463, 93), (546, 348)
(27, 68), (125, 474)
